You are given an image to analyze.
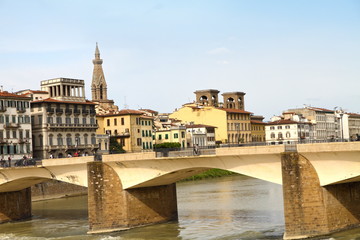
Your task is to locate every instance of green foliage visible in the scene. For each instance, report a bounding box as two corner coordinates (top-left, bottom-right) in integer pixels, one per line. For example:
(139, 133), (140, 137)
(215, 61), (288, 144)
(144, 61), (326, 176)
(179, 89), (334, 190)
(154, 142), (181, 149)
(181, 169), (237, 182)
(109, 137), (125, 154)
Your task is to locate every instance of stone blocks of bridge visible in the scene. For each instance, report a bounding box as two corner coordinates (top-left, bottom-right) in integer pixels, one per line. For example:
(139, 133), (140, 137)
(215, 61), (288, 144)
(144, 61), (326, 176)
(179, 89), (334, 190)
(87, 161), (178, 234)
(281, 152), (360, 239)
(0, 188), (32, 223)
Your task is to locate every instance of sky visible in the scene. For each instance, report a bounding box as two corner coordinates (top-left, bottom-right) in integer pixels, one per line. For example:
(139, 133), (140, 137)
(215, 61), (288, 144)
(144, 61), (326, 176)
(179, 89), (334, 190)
(0, 0), (359, 120)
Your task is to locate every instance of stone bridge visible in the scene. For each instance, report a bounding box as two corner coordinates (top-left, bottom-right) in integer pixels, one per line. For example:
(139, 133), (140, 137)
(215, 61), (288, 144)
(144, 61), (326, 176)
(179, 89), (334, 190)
(0, 142), (359, 239)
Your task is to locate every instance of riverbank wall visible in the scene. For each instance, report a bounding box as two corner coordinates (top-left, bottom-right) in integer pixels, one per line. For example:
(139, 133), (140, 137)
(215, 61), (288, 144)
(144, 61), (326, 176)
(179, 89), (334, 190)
(31, 180), (87, 201)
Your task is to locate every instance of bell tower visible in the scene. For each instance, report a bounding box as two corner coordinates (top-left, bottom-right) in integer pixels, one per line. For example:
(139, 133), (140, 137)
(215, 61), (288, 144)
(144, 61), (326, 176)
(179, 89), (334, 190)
(222, 92), (246, 110)
(91, 43), (118, 112)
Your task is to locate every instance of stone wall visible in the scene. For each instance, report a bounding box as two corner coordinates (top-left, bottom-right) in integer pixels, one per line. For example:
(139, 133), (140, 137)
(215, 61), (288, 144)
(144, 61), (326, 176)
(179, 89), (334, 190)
(0, 188), (31, 223)
(87, 161), (178, 234)
(31, 180), (87, 201)
(282, 152), (360, 239)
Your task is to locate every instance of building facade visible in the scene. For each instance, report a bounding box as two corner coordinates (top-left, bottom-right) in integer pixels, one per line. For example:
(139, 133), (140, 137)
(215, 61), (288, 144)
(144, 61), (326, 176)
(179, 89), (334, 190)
(170, 89), (252, 144)
(96, 110), (154, 152)
(250, 115), (266, 142)
(155, 126), (187, 148)
(185, 124), (216, 147)
(348, 113), (360, 141)
(0, 91), (32, 161)
(31, 78), (98, 159)
(287, 106), (340, 141)
(265, 119), (314, 144)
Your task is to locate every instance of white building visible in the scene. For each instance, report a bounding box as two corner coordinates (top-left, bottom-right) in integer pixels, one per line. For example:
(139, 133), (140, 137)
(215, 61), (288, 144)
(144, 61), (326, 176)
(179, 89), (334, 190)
(185, 124), (216, 147)
(0, 91), (32, 161)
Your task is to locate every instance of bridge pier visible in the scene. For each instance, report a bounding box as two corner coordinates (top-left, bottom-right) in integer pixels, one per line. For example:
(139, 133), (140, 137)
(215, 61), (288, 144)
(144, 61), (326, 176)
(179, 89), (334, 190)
(87, 161), (178, 234)
(0, 188), (32, 223)
(281, 152), (360, 239)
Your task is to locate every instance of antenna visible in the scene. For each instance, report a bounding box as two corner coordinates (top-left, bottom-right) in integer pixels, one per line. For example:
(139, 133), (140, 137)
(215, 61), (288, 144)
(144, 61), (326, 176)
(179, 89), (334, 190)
(124, 96), (128, 109)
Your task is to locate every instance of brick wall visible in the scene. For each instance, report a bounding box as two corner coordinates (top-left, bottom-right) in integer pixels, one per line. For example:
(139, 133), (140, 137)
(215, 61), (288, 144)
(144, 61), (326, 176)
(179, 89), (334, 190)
(0, 188), (31, 223)
(87, 161), (178, 233)
(31, 180), (87, 201)
(282, 152), (360, 239)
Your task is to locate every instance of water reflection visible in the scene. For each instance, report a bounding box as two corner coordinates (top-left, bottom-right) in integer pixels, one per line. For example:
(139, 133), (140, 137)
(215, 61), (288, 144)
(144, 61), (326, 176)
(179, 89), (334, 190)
(0, 175), (358, 239)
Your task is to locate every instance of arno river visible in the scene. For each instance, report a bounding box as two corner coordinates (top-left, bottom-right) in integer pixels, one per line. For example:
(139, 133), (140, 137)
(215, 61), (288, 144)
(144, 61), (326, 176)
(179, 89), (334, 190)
(0, 175), (360, 240)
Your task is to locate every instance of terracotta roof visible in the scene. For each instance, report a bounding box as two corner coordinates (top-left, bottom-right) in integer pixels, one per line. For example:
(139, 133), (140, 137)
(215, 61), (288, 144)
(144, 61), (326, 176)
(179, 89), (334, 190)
(186, 124), (217, 129)
(348, 112), (360, 117)
(140, 115), (155, 120)
(29, 90), (48, 94)
(139, 109), (158, 114)
(217, 108), (253, 114)
(99, 109), (144, 117)
(267, 119), (311, 125)
(250, 120), (266, 125)
(0, 91), (31, 99)
(31, 98), (96, 105)
(306, 107), (334, 113)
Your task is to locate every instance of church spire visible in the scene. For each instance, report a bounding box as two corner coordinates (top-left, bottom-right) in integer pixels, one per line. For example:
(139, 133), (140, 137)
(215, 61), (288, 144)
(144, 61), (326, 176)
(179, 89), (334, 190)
(91, 43), (106, 101)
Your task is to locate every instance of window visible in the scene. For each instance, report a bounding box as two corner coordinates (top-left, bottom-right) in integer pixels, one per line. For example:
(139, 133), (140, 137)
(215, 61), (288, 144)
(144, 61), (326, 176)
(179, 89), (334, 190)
(0, 130), (3, 139)
(278, 133), (283, 139)
(83, 118), (87, 125)
(90, 117), (95, 125)
(121, 118), (125, 125)
(181, 131), (185, 138)
(107, 119), (110, 126)
(38, 115), (42, 124)
(66, 134), (72, 146)
(158, 134), (162, 140)
(47, 117), (53, 124)
(49, 134), (53, 146)
(286, 132), (291, 138)
(165, 134), (169, 139)
(66, 117), (71, 124)
(277, 126), (282, 129)
(91, 134), (96, 144)
(26, 130), (30, 139)
(114, 118), (117, 126)
(0, 115), (4, 123)
(142, 130), (145, 137)
(12, 130), (16, 139)
(56, 117), (62, 124)
(84, 134), (88, 145)
(271, 133), (275, 138)
(174, 133), (179, 139)
(270, 126), (275, 130)
(12, 115), (16, 123)
(74, 118), (79, 124)
(39, 135), (43, 146)
(285, 126), (290, 129)
(75, 134), (81, 146)
(137, 138), (142, 146)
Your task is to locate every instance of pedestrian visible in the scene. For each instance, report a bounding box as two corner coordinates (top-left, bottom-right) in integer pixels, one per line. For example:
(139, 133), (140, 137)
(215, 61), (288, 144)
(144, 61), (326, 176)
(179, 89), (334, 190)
(0, 157), (5, 167)
(67, 153), (72, 158)
(74, 151), (78, 157)
(7, 156), (11, 167)
(49, 154), (54, 159)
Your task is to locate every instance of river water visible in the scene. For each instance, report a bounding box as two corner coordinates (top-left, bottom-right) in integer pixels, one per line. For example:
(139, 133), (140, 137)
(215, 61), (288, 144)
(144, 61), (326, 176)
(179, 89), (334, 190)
(0, 175), (360, 240)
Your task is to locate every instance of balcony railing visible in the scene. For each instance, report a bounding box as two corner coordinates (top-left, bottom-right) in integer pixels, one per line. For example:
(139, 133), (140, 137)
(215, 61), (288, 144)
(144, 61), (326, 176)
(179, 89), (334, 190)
(16, 108), (26, 113)
(46, 108), (54, 114)
(90, 110), (96, 116)
(82, 110), (89, 115)
(73, 109), (81, 115)
(4, 123), (20, 128)
(55, 109), (63, 115)
(47, 123), (98, 129)
(65, 109), (72, 115)
(0, 107), (6, 112)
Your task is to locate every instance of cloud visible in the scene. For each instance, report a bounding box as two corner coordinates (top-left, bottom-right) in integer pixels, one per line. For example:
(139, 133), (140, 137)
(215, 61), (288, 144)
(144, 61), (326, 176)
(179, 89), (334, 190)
(207, 47), (230, 55)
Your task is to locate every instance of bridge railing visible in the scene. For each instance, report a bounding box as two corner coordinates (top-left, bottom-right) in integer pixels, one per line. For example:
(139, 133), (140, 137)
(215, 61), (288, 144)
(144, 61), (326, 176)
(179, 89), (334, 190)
(155, 147), (216, 158)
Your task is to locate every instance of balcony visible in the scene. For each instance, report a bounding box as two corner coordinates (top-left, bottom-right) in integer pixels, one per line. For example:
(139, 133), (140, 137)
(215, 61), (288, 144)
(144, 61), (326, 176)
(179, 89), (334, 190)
(55, 109), (63, 115)
(82, 110), (89, 116)
(89, 109), (96, 116)
(0, 139), (7, 144)
(18, 138), (29, 144)
(46, 108), (55, 114)
(65, 109), (72, 115)
(17, 108), (26, 113)
(73, 109), (81, 115)
(0, 107), (6, 112)
(4, 123), (20, 128)
(47, 123), (98, 129)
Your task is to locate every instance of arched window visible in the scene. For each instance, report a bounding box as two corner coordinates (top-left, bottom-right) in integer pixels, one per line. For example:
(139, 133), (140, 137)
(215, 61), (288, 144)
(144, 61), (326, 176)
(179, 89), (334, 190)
(57, 134), (63, 146)
(39, 135), (43, 147)
(271, 133), (275, 139)
(84, 134), (88, 145)
(286, 132), (291, 138)
(278, 132), (283, 139)
(91, 134), (96, 145)
(49, 134), (53, 146)
(66, 134), (72, 146)
(75, 134), (81, 146)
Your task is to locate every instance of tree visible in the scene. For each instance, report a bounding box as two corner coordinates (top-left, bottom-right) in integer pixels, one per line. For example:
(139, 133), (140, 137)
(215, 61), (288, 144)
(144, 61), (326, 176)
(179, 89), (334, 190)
(109, 137), (125, 154)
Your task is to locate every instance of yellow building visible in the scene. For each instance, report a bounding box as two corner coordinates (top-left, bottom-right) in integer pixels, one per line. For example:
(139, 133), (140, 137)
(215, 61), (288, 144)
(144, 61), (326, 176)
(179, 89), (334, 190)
(155, 126), (187, 148)
(96, 109), (154, 152)
(250, 115), (266, 142)
(170, 90), (254, 144)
